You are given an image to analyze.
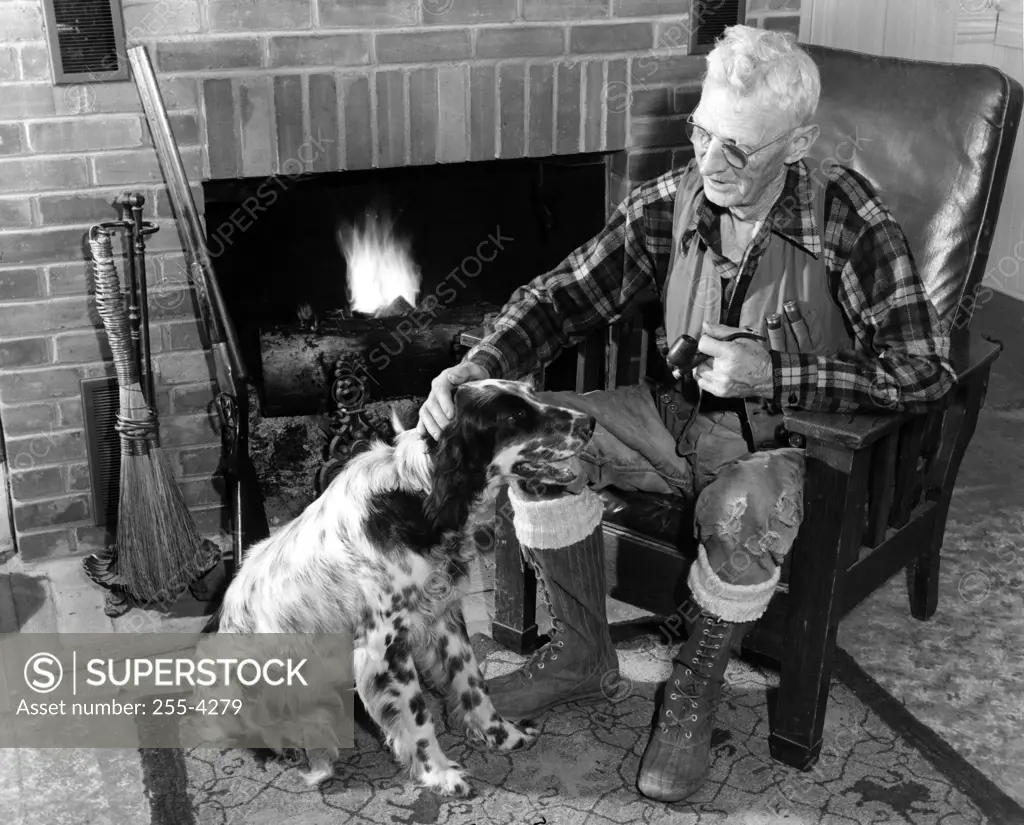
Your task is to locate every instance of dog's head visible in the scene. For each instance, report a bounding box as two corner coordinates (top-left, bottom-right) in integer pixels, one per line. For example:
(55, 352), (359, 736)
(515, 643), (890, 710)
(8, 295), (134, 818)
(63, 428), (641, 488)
(422, 379), (595, 531)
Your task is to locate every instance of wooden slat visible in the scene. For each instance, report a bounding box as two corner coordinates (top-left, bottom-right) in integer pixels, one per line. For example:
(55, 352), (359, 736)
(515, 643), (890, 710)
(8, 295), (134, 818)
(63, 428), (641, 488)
(839, 0), (889, 55)
(912, 0), (957, 61)
(865, 430), (899, 548)
(621, 319), (640, 387)
(889, 415), (928, 528)
(844, 503), (939, 613)
(605, 325), (620, 390)
(996, 0), (1023, 49)
(807, 0), (841, 48)
(882, 0), (919, 58)
(575, 332), (604, 393)
(637, 323), (650, 385)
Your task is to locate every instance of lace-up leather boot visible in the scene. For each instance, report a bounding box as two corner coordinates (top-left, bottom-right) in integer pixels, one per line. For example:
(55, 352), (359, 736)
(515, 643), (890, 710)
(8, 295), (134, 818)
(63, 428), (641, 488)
(636, 608), (744, 802)
(637, 545), (780, 802)
(485, 485), (619, 721)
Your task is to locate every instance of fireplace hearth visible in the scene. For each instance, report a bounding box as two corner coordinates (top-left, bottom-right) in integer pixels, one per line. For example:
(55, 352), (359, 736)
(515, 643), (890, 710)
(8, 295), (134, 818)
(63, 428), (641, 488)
(204, 154), (610, 503)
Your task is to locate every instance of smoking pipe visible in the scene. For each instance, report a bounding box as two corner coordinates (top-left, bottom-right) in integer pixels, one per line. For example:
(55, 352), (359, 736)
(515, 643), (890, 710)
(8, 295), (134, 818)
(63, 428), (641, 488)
(666, 331), (766, 373)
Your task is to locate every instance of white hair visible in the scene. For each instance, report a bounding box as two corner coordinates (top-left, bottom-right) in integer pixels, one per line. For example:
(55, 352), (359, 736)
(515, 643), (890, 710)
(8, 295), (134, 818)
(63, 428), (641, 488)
(703, 25), (820, 125)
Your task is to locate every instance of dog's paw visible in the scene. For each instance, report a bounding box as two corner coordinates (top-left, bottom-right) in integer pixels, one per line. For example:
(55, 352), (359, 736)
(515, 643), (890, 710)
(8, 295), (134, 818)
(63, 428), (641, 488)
(483, 716), (537, 751)
(301, 750), (336, 786)
(418, 763), (473, 798)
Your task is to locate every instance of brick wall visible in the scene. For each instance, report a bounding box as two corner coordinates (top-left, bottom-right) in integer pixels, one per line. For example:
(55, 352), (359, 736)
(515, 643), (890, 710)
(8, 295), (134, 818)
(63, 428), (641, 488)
(0, 0), (799, 563)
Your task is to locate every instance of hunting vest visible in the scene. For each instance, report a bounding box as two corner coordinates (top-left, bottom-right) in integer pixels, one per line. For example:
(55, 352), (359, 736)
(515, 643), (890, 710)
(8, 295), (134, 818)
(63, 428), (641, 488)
(662, 161), (855, 448)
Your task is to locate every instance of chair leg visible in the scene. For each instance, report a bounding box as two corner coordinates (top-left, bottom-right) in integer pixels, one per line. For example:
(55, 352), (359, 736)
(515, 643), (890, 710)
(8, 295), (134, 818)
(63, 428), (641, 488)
(769, 609), (835, 771)
(906, 538), (942, 620)
(769, 440), (870, 771)
(490, 486), (540, 655)
(906, 371), (988, 621)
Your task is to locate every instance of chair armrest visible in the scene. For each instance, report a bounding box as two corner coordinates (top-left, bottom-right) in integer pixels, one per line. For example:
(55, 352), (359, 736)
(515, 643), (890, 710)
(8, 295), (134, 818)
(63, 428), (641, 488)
(781, 328), (1002, 452)
(782, 408), (905, 452)
(948, 325), (1003, 382)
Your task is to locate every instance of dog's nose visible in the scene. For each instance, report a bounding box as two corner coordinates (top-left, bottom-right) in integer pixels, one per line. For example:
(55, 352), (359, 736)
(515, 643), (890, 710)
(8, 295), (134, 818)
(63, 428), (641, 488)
(585, 415), (597, 434)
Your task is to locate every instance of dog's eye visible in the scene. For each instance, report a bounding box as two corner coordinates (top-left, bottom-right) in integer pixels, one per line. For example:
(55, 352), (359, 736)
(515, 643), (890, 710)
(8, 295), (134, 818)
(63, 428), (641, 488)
(508, 409), (527, 424)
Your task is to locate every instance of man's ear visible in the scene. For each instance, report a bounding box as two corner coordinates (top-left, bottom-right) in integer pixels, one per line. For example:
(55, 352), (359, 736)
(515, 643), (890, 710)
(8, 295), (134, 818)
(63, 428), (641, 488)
(784, 123), (820, 164)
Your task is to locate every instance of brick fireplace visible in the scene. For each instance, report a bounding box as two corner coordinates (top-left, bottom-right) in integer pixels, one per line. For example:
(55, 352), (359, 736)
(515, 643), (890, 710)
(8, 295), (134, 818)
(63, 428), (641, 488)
(0, 0), (800, 563)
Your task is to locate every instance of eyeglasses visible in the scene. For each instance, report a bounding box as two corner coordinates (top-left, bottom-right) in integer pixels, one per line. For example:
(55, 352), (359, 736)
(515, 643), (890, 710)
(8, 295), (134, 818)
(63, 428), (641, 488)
(685, 115), (793, 169)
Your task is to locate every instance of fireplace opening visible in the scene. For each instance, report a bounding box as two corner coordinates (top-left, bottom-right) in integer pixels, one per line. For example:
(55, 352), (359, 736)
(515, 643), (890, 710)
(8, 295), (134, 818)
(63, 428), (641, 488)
(202, 153), (612, 514)
(204, 153), (610, 401)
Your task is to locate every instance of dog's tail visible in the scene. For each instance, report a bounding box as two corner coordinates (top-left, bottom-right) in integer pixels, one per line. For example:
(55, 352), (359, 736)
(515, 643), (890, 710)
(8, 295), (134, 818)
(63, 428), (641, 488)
(390, 406), (407, 437)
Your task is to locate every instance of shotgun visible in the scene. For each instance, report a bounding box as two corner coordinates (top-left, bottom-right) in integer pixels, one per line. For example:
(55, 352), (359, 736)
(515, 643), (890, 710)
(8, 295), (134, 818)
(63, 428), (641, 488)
(129, 45), (269, 572)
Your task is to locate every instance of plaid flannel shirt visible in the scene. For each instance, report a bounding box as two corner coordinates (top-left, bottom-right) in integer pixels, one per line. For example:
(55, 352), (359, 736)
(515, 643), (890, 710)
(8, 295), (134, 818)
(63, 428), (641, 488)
(464, 160), (957, 414)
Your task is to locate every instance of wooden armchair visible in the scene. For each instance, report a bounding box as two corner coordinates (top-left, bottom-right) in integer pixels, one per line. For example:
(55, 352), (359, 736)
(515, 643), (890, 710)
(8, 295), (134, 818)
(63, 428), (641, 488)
(484, 45), (1023, 771)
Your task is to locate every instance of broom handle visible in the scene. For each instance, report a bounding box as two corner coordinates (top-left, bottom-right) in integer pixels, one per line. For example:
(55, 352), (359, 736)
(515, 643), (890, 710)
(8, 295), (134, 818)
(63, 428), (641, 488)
(89, 227), (140, 389)
(127, 44), (247, 393)
(127, 194), (157, 408)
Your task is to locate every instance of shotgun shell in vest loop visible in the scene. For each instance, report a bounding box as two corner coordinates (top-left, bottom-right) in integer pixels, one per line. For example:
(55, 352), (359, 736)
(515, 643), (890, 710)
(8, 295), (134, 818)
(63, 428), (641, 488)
(782, 300), (814, 352)
(765, 313), (786, 351)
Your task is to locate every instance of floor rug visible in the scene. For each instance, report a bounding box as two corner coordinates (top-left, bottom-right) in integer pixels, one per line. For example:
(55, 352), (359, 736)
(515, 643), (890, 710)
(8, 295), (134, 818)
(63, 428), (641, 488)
(141, 631), (1024, 825)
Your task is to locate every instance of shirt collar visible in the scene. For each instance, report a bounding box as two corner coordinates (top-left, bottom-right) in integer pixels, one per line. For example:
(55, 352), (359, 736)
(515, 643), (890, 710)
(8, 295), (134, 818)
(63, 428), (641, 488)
(681, 160), (823, 259)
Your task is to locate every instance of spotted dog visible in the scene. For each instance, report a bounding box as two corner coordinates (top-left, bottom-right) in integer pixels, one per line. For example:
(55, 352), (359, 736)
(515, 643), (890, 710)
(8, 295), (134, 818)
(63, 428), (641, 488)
(205, 379), (596, 796)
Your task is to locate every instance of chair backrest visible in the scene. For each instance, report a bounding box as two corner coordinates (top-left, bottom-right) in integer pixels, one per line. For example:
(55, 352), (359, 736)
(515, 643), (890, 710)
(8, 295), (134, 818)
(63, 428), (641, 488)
(801, 44), (1022, 329)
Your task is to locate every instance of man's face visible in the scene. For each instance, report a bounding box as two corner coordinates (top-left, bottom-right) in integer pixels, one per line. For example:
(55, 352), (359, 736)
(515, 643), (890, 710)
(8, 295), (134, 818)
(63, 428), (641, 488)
(691, 82), (798, 212)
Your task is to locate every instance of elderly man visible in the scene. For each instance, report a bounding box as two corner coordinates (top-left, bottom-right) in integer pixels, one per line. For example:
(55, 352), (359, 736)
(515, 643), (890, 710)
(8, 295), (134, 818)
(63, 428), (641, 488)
(418, 26), (955, 802)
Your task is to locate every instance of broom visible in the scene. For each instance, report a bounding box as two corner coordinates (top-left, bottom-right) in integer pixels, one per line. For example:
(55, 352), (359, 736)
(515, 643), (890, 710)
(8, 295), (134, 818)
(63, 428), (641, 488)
(84, 225), (217, 607)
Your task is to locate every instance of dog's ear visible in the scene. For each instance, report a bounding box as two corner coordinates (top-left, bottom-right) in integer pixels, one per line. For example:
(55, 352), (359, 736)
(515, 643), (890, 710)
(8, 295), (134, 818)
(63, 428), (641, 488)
(423, 389), (491, 534)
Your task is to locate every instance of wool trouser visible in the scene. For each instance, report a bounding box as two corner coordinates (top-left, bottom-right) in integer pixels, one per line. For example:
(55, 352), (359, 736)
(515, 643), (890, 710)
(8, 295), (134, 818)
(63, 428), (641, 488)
(533, 380), (805, 622)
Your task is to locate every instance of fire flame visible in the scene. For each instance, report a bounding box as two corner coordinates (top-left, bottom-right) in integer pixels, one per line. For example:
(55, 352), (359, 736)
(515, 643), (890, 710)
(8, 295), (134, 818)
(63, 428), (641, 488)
(339, 213), (421, 317)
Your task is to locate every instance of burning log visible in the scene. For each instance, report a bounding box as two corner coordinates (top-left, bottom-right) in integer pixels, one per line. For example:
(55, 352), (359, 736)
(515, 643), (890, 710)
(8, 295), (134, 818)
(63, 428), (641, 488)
(258, 303), (498, 417)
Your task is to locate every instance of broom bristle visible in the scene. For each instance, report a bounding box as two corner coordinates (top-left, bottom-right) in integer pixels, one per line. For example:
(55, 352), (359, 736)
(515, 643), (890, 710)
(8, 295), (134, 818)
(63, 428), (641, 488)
(115, 448), (217, 606)
(113, 383), (218, 606)
(88, 226), (218, 607)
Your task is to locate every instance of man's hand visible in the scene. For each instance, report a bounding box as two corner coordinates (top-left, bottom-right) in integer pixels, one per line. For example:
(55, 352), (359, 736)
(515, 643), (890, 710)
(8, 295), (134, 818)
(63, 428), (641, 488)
(417, 362), (489, 439)
(677, 322), (775, 398)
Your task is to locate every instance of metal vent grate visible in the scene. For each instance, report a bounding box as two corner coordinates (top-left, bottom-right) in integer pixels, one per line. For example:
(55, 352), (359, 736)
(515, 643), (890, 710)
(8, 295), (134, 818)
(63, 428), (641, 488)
(81, 377), (121, 528)
(690, 0), (746, 54)
(42, 0), (128, 84)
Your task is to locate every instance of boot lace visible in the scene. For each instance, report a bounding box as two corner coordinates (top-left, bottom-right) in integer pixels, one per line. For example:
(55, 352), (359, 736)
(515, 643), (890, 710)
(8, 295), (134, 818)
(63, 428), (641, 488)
(519, 567), (566, 679)
(660, 626), (727, 736)
(519, 638), (565, 678)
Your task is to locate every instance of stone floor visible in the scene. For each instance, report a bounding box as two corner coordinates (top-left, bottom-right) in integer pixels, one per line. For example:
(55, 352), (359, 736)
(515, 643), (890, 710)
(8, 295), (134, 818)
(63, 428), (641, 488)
(0, 553), (157, 824)
(1, 290), (1021, 823)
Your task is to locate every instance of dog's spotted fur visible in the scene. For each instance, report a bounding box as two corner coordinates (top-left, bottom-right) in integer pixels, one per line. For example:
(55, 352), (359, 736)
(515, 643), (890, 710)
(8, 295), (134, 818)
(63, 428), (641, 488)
(206, 379), (594, 796)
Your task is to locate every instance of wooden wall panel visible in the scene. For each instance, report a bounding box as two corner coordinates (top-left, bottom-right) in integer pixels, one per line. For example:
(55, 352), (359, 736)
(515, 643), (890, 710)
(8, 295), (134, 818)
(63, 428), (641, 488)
(802, 0), (1023, 301)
